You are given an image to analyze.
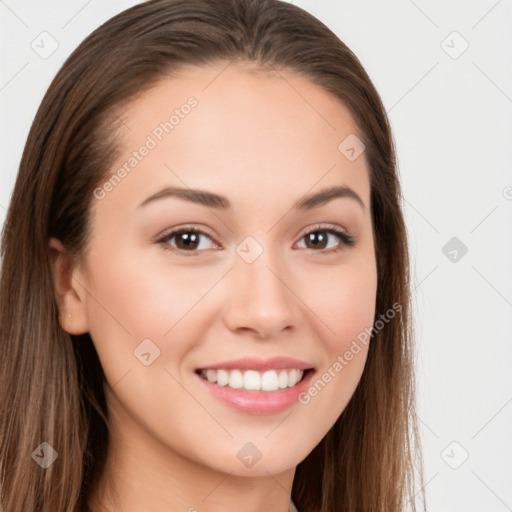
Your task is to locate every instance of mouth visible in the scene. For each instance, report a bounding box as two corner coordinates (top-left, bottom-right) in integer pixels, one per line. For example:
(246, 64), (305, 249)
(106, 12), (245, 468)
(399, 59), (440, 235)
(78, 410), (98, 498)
(194, 356), (315, 414)
(195, 367), (314, 392)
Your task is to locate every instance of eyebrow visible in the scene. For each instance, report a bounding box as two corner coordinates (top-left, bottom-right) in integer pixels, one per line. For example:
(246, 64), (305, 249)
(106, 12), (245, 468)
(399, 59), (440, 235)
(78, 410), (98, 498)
(137, 184), (366, 211)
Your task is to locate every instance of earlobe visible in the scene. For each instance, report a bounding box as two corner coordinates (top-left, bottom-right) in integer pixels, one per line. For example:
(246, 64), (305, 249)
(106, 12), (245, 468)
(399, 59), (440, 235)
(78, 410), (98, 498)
(48, 237), (89, 335)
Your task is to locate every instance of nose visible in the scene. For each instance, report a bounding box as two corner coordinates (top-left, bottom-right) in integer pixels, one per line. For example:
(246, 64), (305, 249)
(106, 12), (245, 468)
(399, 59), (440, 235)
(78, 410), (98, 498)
(222, 244), (301, 340)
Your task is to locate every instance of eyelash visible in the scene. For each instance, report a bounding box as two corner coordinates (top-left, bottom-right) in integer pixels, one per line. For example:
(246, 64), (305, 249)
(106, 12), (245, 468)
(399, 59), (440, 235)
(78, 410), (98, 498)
(155, 224), (355, 257)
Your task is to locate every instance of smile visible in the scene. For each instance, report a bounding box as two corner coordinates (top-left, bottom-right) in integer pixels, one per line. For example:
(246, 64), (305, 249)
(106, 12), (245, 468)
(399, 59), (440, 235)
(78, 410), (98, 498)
(194, 356), (315, 414)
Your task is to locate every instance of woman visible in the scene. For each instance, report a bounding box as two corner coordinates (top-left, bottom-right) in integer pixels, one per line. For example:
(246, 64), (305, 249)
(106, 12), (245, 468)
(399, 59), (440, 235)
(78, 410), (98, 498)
(0, 0), (425, 510)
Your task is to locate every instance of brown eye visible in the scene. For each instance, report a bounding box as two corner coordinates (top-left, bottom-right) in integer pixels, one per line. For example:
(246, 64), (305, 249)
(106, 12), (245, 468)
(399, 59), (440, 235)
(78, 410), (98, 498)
(157, 228), (218, 255)
(296, 226), (355, 253)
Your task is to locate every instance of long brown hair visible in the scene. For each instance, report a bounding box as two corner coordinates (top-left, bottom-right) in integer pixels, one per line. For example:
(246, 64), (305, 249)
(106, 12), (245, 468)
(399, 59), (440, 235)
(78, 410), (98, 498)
(0, 1), (425, 510)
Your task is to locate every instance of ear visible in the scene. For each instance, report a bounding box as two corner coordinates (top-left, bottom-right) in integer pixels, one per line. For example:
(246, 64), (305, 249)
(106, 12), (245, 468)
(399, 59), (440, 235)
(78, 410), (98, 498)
(48, 237), (90, 335)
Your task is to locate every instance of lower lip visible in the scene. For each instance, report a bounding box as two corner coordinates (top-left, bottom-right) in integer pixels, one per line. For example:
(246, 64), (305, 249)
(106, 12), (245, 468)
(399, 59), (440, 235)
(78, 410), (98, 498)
(195, 370), (315, 415)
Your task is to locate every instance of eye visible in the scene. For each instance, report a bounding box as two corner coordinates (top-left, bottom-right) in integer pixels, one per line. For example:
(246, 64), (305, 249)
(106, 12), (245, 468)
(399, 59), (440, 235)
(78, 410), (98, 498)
(156, 226), (220, 256)
(295, 224), (355, 254)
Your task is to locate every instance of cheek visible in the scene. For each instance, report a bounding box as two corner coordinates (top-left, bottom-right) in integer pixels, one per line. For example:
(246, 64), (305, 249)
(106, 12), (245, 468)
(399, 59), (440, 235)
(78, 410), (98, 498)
(308, 256), (378, 352)
(82, 246), (213, 373)
(284, 256), (377, 455)
(80, 248), (167, 377)
(297, 254), (377, 407)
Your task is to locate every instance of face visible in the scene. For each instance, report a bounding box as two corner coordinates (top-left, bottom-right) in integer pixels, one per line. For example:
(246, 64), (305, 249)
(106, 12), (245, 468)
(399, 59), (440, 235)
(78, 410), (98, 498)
(56, 61), (377, 478)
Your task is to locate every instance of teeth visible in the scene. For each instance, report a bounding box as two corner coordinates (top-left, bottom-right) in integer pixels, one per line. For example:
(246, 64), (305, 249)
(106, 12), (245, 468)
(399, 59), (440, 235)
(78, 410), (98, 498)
(229, 369), (244, 389)
(261, 370), (279, 391)
(278, 369), (289, 389)
(244, 370), (261, 390)
(217, 369), (229, 386)
(199, 368), (305, 391)
(288, 369), (300, 387)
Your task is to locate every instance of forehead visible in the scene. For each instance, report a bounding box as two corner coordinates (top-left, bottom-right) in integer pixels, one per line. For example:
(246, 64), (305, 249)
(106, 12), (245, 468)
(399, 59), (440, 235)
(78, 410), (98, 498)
(97, 61), (370, 214)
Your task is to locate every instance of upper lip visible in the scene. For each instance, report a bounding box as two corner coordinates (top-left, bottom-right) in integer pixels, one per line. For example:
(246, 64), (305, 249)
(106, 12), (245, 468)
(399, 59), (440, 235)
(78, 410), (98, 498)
(196, 356), (314, 372)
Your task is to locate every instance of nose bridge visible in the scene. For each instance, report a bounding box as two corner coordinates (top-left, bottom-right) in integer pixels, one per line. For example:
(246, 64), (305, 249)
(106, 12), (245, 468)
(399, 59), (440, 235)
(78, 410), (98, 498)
(223, 235), (299, 337)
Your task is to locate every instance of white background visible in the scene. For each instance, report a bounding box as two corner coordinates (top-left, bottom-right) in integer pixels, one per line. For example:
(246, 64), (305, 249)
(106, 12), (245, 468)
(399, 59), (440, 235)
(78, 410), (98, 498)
(1, 1), (511, 511)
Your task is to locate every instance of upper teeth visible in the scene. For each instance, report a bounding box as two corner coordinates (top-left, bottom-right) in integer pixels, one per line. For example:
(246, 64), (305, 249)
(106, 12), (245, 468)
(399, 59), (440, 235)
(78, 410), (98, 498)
(200, 368), (304, 391)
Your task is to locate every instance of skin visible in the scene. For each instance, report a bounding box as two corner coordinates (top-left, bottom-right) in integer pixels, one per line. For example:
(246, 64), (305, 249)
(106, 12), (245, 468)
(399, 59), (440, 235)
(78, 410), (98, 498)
(49, 60), (377, 512)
